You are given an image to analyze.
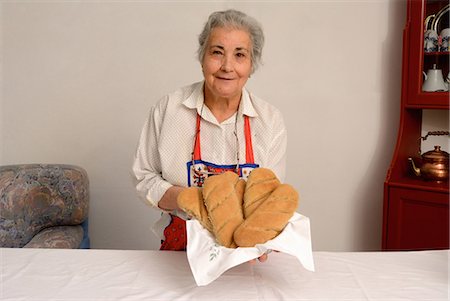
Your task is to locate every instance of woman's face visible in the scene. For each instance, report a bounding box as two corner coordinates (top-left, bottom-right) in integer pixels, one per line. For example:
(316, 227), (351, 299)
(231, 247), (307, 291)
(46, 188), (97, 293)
(202, 27), (253, 101)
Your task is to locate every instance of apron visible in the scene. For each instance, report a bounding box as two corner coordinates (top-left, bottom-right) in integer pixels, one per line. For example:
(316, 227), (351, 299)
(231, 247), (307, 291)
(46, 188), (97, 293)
(160, 113), (259, 251)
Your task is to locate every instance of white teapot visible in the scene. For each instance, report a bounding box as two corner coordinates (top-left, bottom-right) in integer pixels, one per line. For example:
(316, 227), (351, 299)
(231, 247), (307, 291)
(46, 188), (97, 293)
(422, 64), (449, 92)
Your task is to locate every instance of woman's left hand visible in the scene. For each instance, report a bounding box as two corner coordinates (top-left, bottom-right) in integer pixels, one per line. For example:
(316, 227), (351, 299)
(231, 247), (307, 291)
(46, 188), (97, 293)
(249, 250), (271, 264)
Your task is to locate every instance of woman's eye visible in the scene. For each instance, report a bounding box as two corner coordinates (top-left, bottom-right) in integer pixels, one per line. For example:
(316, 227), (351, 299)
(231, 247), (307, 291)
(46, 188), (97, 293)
(236, 53), (246, 58)
(212, 50), (223, 55)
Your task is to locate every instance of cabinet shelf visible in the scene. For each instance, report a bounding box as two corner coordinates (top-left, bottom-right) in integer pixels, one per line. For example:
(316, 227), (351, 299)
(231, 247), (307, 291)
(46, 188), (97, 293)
(387, 176), (449, 194)
(405, 99), (449, 110)
(424, 51), (450, 56)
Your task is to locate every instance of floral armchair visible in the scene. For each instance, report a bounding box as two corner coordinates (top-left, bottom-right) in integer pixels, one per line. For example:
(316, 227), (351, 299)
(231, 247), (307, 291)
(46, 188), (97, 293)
(0, 164), (90, 248)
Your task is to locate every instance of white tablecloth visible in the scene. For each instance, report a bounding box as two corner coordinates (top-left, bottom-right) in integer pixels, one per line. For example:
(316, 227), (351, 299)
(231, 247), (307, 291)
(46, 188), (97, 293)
(1, 248), (448, 300)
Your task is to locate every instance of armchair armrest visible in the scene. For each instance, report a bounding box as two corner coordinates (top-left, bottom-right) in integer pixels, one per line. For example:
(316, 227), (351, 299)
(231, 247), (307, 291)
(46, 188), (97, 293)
(24, 225), (84, 248)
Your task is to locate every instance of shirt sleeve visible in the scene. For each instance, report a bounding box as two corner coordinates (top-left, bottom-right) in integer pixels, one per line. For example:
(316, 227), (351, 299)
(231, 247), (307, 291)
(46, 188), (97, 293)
(266, 109), (287, 182)
(132, 97), (173, 209)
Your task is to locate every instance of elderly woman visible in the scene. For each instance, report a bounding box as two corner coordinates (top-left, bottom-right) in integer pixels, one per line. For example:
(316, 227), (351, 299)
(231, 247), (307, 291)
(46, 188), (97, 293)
(132, 9), (287, 260)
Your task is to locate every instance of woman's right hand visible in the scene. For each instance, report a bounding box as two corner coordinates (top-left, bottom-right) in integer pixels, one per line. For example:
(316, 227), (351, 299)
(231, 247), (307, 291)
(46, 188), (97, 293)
(158, 186), (185, 211)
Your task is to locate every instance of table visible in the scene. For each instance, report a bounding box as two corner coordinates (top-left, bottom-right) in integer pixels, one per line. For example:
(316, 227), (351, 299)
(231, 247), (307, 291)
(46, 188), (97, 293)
(1, 248), (448, 300)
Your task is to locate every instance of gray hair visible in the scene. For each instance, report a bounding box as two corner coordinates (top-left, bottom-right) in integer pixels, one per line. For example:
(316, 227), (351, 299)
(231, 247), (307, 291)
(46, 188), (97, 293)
(197, 9), (265, 73)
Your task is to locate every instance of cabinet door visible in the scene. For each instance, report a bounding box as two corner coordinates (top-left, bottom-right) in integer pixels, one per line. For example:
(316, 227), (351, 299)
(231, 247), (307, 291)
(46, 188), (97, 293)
(406, 0), (449, 108)
(386, 187), (449, 250)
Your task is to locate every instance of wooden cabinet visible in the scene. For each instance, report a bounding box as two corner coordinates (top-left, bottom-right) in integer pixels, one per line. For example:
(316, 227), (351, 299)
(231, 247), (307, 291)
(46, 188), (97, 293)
(383, 0), (449, 250)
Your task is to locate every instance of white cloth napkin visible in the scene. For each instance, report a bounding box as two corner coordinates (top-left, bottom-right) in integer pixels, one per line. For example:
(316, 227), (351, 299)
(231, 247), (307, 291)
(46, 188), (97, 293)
(186, 212), (315, 286)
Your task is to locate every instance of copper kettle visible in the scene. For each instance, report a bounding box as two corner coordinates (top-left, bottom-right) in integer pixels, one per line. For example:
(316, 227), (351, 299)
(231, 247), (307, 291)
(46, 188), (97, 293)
(408, 131), (449, 182)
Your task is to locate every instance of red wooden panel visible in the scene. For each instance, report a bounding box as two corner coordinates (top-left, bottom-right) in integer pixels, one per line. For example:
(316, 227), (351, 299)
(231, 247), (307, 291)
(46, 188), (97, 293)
(386, 187), (449, 250)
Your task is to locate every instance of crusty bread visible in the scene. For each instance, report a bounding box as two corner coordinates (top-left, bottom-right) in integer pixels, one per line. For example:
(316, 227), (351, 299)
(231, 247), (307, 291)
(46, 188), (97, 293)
(178, 169), (299, 249)
(243, 168), (281, 218)
(234, 184), (299, 247)
(235, 178), (246, 211)
(203, 172), (244, 248)
(177, 187), (213, 232)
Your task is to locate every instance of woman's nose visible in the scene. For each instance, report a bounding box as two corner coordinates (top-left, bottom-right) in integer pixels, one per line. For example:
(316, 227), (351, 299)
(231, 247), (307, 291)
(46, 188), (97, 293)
(220, 55), (233, 72)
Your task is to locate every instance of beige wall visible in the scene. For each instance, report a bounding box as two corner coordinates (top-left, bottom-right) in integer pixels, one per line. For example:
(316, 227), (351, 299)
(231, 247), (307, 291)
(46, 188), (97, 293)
(1, 0), (417, 251)
(421, 110), (449, 153)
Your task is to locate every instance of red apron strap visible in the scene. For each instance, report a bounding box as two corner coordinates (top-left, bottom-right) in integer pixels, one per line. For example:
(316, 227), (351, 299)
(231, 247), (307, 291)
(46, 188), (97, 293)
(193, 114), (202, 160)
(244, 115), (255, 164)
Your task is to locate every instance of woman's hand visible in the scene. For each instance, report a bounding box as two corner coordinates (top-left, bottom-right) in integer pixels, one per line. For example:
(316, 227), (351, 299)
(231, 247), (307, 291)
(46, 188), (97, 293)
(249, 250), (275, 264)
(249, 253), (268, 264)
(158, 186), (185, 211)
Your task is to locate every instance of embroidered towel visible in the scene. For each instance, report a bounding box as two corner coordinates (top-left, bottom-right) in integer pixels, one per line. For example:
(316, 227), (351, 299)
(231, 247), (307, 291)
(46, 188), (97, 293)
(186, 212), (315, 286)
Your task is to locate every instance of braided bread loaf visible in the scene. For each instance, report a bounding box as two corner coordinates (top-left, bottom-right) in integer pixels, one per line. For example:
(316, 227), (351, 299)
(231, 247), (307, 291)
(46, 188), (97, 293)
(243, 168), (280, 218)
(177, 168), (299, 249)
(233, 183), (299, 247)
(202, 172), (245, 248)
(177, 186), (213, 233)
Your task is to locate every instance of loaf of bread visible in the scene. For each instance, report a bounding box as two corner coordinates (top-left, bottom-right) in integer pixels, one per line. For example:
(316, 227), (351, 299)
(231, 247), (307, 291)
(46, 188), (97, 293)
(243, 168), (281, 218)
(235, 178), (246, 211)
(178, 168), (299, 249)
(177, 187), (213, 233)
(234, 183), (299, 247)
(203, 172), (244, 248)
